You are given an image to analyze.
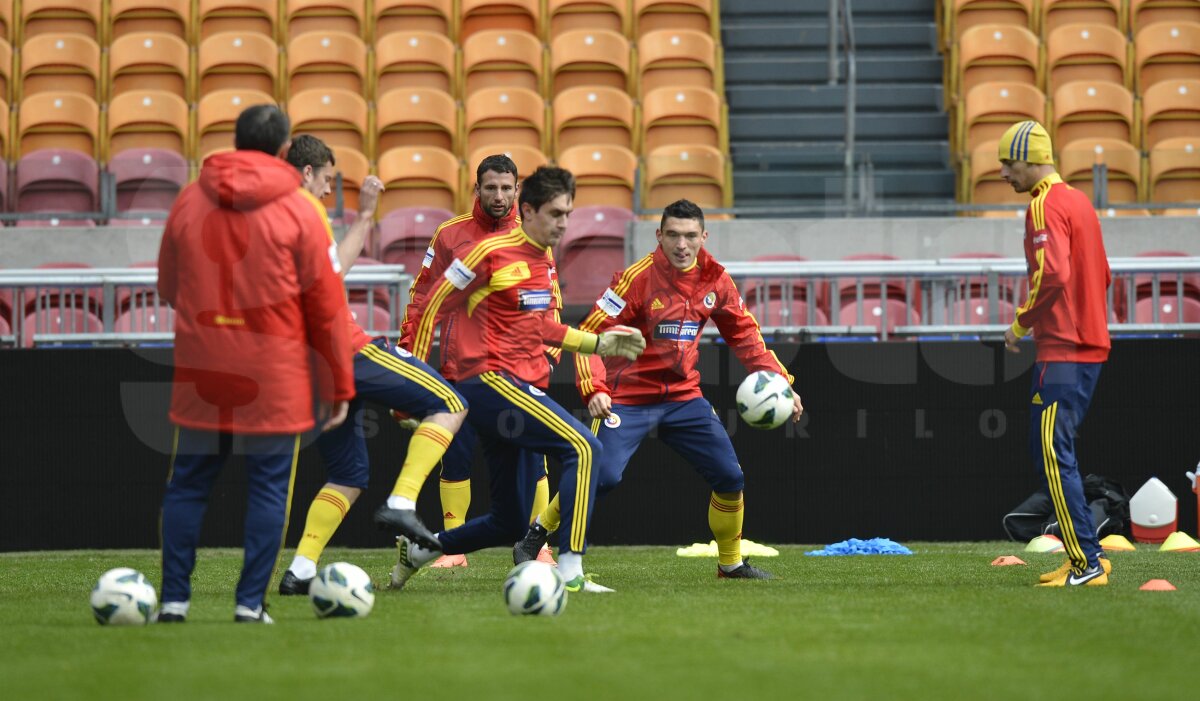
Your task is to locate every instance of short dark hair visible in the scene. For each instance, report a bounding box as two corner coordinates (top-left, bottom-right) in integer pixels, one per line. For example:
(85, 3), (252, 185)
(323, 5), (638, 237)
(659, 199), (705, 232)
(234, 104), (290, 155)
(285, 134), (335, 172)
(518, 166), (575, 213)
(476, 154), (518, 184)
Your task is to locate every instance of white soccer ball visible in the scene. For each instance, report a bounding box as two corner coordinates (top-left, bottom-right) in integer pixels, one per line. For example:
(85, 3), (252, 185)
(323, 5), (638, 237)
(309, 562), (375, 619)
(736, 370), (795, 430)
(90, 567), (157, 626)
(503, 561), (567, 616)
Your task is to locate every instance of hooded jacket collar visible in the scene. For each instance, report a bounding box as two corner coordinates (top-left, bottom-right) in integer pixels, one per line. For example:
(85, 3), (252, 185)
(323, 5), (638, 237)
(199, 150), (302, 211)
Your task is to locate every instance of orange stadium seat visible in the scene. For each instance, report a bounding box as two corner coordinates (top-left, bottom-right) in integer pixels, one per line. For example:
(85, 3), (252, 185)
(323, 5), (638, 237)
(1045, 23), (1128, 92)
(18, 34), (100, 101)
(198, 31), (280, 100)
(462, 29), (545, 97)
(377, 146), (462, 214)
(288, 88), (369, 152)
(552, 85), (636, 153)
(467, 144), (548, 182)
(326, 146), (370, 215)
(637, 29), (717, 96)
(287, 0), (365, 38)
(110, 0), (191, 40)
(376, 87), (459, 153)
(634, 0), (715, 39)
(20, 0), (101, 40)
(108, 32), (190, 100)
(459, 0), (540, 41)
(464, 86), (547, 154)
(197, 0), (278, 41)
(1052, 81), (1135, 148)
(1135, 21), (1200, 92)
(960, 82), (1045, 156)
(0, 38), (10, 100)
(1058, 138), (1142, 203)
(373, 0), (454, 40)
(1149, 137), (1200, 203)
(547, 0), (628, 38)
(968, 139), (1027, 206)
(373, 30), (457, 96)
(0, 99), (9, 156)
(945, 0), (1034, 44)
(641, 85), (723, 155)
(643, 143), (726, 210)
(549, 29), (631, 94)
(1130, 0), (1200, 32)
(1142, 79), (1200, 150)
(1040, 0), (1123, 35)
(18, 92), (98, 156)
(378, 206), (455, 267)
(556, 144), (637, 208)
(0, 2), (9, 41)
(196, 88), (276, 159)
(107, 90), (190, 158)
(286, 30), (367, 97)
(953, 24), (1039, 99)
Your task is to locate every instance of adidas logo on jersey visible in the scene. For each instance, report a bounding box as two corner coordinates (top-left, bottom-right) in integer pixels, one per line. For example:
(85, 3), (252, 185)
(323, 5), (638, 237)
(651, 298), (664, 310)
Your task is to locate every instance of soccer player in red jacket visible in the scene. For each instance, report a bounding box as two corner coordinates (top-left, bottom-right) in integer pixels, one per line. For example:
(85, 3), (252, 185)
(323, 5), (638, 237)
(388, 167), (646, 593)
(998, 120), (1113, 587)
(155, 106), (355, 623)
(514, 199), (804, 579)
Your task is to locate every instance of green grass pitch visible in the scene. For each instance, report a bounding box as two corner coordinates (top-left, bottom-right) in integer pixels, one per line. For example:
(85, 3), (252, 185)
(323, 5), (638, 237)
(2, 544), (1199, 700)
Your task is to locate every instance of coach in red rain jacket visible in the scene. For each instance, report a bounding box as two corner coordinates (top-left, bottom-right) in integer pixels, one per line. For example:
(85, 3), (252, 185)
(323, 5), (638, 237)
(155, 105), (354, 625)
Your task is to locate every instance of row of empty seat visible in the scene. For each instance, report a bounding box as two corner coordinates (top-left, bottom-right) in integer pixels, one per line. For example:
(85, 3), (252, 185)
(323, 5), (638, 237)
(939, 0), (1200, 45)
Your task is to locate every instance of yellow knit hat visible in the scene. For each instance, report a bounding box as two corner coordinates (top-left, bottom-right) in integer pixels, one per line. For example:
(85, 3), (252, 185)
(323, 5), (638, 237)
(997, 120), (1054, 165)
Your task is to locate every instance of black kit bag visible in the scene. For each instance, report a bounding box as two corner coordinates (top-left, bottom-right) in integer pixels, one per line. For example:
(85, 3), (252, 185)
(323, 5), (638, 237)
(1002, 474), (1131, 541)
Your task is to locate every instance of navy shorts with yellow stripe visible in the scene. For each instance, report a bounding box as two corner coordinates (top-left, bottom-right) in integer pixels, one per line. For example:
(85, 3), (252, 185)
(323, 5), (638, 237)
(1028, 361), (1103, 570)
(317, 338), (466, 489)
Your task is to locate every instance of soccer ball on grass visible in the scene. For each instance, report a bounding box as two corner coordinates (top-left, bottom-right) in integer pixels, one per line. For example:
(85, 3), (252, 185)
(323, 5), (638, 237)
(309, 562), (375, 618)
(90, 567), (157, 626)
(736, 371), (794, 430)
(504, 561), (566, 616)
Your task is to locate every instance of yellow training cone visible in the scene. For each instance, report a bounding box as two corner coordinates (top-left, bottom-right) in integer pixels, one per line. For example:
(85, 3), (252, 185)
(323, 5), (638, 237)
(1025, 534), (1065, 553)
(1099, 534), (1136, 551)
(1159, 531), (1200, 552)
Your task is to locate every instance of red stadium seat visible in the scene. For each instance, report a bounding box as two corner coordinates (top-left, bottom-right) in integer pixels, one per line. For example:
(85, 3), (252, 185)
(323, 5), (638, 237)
(377, 207), (454, 268)
(838, 298), (921, 334)
(951, 298), (1016, 324)
(745, 297), (829, 327)
(347, 256), (392, 310)
(348, 302), (392, 334)
(557, 215), (627, 306)
(21, 307), (103, 347)
(23, 262), (104, 315)
(115, 306), (176, 333)
(741, 254), (821, 307)
(1133, 296), (1200, 323)
(15, 149), (99, 220)
(109, 149), (189, 217)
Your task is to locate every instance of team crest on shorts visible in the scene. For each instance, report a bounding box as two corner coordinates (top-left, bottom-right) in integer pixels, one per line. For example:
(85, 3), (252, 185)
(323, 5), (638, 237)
(394, 346), (413, 358)
(703, 292), (717, 308)
(529, 386), (546, 396)
(604, 413), (622, 428)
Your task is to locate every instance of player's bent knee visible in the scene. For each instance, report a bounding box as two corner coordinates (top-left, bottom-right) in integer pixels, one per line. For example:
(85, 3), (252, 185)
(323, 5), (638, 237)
(712, 475), (745, 494)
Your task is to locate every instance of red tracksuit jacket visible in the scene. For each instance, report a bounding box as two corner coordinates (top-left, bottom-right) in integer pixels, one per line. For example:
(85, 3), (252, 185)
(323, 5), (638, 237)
(157, 150), (355, 434)
(576, 247), (794, 405)
(1013, 173), (1112, 363)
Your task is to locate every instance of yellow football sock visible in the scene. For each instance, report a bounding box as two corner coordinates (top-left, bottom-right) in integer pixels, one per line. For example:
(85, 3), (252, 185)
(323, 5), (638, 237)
(296, 488), (351, 563)
(530, 475), (549, 526)
(439, 478), (470, 530)
(708, 492), (744, 568)
(540, 494), (562, 533)
(392, 422), (455, 500)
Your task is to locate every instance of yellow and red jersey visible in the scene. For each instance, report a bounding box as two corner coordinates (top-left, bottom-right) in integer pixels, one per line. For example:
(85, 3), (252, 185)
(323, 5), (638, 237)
(575, 247), (793, 405)
(1012, 173), (1112, 363)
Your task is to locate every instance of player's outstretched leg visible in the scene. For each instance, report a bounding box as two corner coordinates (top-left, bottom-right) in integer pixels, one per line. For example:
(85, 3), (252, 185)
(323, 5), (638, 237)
(390, 535), (442, 590)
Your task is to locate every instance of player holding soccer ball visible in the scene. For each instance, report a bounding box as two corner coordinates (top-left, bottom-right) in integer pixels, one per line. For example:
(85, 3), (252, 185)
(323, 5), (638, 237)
(514, 199), (803, 581)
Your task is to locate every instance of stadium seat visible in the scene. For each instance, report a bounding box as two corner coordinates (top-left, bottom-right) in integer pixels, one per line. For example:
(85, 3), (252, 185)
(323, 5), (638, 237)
(0, 153), (7, 208)
(951, 298), (1016, 324)
(968, 139), (1028, 206)
(1130, 0), (1200, 32)
(377, 146), (461, 214)
(960, 82), (1045, 156)
(20, 0), (101, 40)
(373, 0), (453, 40)
(643, 143), (727, 210)
(0, 38), (10, 102)
(108, 32), (190, 100)
(634, 0), (714, 39)
(553, 86), (636, 153)
(110, 149), (188, 218)
(376, 87), (459, 154)
(1149, 137), (1200, 203)
(286, 30), (367, 98)
(1058, 138), (1142, 203)
(0, 3), (9, 42)
(566, 204), (634, 237)
(196, 88), (276, 160)
(15, 150), (99, 219)
(1133, 296), (1200, 323)
(946, 251), (1019, 301)
(637, 29), (717, 95)
(745, 298), (829, 327)
(557, 144), (636, 208)
(740, 254), (828, 325)
(547, 0), (628, 38)
(198, 31), (280, 100)
(0, 315), (10, 340)
(1134, 21), (1200, 92)
(459, 0), (540, 41)
(287, 0), (364, 38)
(945, 0), (1035, 45)
(345, 256), (392, 308)
(1045, 23), (1128, 93)
(110, 0), (191, 40)
(1115, 250), (1200, 321)
(17, 92), (99, 156)
(18, 33), (100, 100)
(197, 0), (278, 41)
(838, 298), (921, 335)
(23, 262), (103, 315)
(107, 90), (189, 158)
(1142, 79), (1200, 150)
(326, 146), (370, 215)
(288, 88), (369, 152)
(953, 24), (1040, 100)
(826, 254), (921, 319)
(467, 145), (548, 183)
(462, 29), (545, 97)
(377, 206), (454, 267)
(111, 261), (171, 323)
(115, 306), (176, 333)
(1051, 81), (1135, 148)
(549, 29), (631, 95)
(641, 85), (724, 155)
(464, 86), (547, 154)
(557, 214), (626, 305)
(1040, 0), (1123, 35)
(373, 30), (457, 96)
(21, 308), (103, 347)
(348, 302), (392, 334)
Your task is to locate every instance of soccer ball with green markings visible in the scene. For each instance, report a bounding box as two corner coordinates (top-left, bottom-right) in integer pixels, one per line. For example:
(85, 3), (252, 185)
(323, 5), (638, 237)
(90, 567), (156, 626)
(736, 371), (794, 430)
(309, 562), (375, 619)
(504, 561), (566, 616)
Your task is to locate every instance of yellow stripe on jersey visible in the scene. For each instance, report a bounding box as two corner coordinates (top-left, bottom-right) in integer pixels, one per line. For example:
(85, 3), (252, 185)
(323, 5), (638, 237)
(1030, 184), (1050, 232)
(296, 189), (336, 244)
(577, 254), (655, 334)
(412, 230), (527, 360)
(401, 212), (474, 325)
(481, 372), (594, 552)
(359, 343), (466, 413)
